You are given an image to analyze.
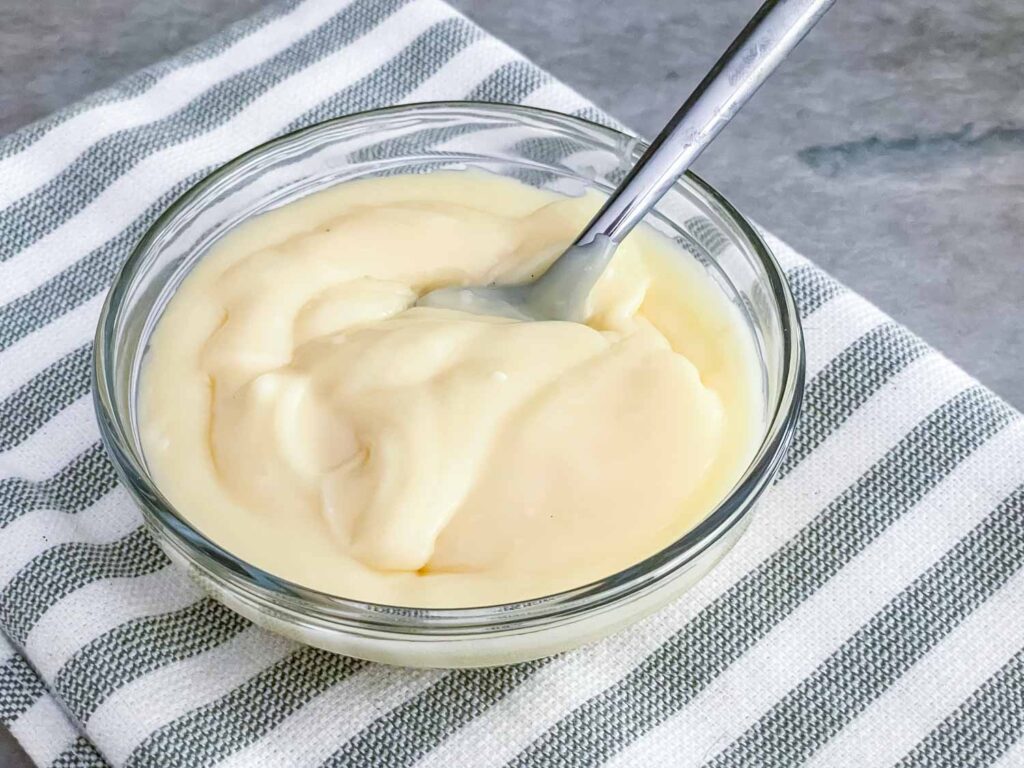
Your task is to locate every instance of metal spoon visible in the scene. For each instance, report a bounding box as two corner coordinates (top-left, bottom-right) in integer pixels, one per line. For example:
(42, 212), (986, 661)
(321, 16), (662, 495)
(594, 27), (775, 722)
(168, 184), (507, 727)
(419, 0), (836, 321)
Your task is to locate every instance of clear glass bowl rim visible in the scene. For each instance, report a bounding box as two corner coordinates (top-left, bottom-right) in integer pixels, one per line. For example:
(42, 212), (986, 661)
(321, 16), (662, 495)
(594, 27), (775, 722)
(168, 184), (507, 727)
(93, 101), (805, 636)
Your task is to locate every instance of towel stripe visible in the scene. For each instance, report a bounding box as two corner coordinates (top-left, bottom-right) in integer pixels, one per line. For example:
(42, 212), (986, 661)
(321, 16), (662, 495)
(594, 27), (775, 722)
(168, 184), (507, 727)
(503, 388), (1016, 768)
(322, 661), (543, 767)
(55, 599), (249, 725)
(0, 487), (137, 591)
(0, 177), (214, 354)
(897, 646), (1024, 768)
(0, 345), (91, 452)
(466, 60), (550, 103)
(0, 653), (44, 726)
(0, 444), (115, 530)
(705, 484), (1024, 767)
(778, 321), (928, 477)
(49, 735), (109, 768)
(123, 649), (365, 768)
(785, 263), (844, 317)
(684, 215), (732, 257)
(282, 17), (483, 133)
(0, 528), (167, 645)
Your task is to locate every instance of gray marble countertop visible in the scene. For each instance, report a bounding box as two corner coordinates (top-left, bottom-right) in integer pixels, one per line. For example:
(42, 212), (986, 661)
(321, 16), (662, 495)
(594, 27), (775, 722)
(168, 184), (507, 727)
(1, 0), (1021, 764)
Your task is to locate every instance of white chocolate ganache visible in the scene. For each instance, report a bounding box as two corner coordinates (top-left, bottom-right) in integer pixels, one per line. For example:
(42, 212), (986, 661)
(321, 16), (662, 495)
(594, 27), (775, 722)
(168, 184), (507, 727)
(140, 171), (763, 607)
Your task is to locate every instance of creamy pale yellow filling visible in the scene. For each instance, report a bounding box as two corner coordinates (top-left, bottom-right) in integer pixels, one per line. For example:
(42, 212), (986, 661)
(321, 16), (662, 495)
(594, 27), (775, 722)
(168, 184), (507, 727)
(140, 171), (762, 607)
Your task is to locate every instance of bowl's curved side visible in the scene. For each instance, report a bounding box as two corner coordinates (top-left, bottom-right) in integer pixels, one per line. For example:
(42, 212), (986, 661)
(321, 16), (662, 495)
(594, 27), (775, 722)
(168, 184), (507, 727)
(93, 101), (805, 665)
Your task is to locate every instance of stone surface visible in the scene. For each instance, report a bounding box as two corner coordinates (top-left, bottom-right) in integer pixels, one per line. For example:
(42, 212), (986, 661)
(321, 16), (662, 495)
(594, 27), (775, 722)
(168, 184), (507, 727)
(1, 0), (1022, 763)
(0, 733), (31, 768)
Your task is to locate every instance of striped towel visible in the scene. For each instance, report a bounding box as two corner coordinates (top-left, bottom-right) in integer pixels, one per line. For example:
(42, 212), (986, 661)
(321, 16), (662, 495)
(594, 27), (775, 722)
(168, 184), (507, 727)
(1, 0), (1022, 765)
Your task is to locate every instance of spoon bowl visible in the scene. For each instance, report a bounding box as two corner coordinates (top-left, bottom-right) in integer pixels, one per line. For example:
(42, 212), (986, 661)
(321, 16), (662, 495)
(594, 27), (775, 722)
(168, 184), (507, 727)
(418, 236), (616, 322)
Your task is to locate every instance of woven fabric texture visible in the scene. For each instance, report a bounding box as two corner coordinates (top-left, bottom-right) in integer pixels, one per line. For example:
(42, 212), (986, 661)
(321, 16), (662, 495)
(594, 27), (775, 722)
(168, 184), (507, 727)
(0, 1), (1022, 766)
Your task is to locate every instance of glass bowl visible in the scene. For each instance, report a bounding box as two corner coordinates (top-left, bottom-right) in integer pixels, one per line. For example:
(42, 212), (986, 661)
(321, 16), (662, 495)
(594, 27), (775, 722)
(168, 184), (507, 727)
(94, 102), (804, 668)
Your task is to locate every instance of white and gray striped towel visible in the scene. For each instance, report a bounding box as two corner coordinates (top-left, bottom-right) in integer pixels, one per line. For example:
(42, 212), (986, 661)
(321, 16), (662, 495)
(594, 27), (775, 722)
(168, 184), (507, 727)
(1, 0), (1022, 766)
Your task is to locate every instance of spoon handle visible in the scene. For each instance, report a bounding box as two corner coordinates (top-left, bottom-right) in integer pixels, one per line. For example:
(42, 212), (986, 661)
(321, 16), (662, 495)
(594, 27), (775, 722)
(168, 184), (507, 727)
(577, 0), (836, 247)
